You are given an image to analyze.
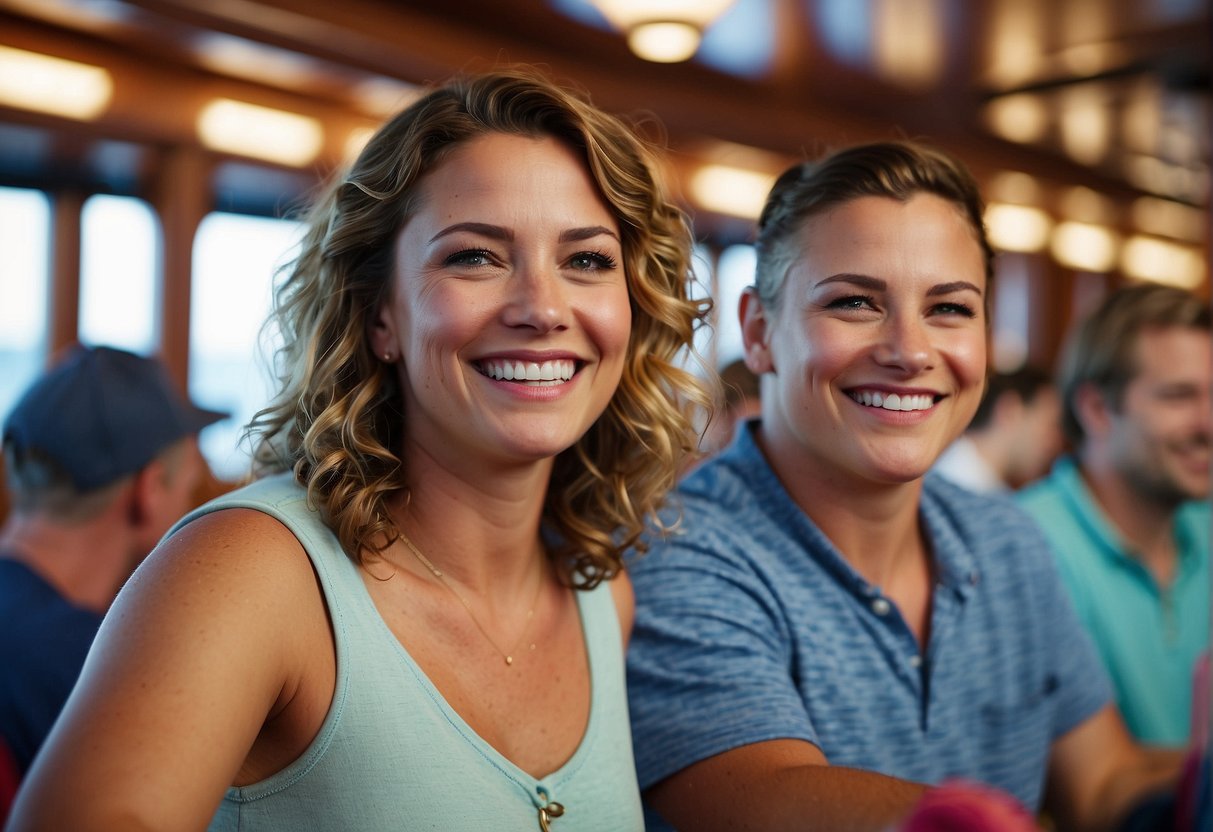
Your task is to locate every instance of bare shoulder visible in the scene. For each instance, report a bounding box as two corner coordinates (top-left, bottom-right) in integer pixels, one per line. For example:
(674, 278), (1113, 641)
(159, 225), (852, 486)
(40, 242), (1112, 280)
(609, 568), (635, 645)
(11, 506), (332, 829)
(142, 506), (314, 585)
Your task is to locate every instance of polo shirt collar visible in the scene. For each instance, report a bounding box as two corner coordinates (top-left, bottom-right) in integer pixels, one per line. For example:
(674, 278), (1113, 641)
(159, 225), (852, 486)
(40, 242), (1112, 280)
(1049, 455), (1204, 574)
(722, 422), (979, 601)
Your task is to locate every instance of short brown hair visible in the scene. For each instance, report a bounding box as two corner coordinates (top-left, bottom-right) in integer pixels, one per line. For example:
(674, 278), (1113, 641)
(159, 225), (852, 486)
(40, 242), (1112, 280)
(754, 141), (994, 310)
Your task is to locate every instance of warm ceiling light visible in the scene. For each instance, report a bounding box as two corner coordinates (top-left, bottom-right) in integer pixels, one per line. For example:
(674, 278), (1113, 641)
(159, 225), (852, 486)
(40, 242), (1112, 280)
(344, 126), (376, 164)
(983, 94), (1049, 144)
(983, 2), (1044, 86)
(1131, 197), (1206, 243)
(197, 99), (323, 167)
(588, 0), (737, 63)
(195, 34), (319, 90)
(1121, 235), (1206, 289)
(1050, 221), (1118, 272)
(627, 21), (701, 62)
(354, 77), (421, 117)
(987, 171), (1043, 205)
(985, 203), (1052, 253)
(1059, 85), (1111, 166)
(690, 164), (776, 219)
(1059, 186), (1114, 224)
(0, 46), (112, 120)
(872, 0), (945, 90)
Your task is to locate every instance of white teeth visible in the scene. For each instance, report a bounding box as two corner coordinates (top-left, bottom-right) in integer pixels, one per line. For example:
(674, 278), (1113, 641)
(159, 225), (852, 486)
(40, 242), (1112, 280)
(479, 359), (575, 385)
(850, 391), (934, 412)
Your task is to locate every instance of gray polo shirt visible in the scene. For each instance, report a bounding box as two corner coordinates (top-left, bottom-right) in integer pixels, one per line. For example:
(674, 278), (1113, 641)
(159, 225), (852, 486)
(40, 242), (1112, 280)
(627, 424), (1110, 826)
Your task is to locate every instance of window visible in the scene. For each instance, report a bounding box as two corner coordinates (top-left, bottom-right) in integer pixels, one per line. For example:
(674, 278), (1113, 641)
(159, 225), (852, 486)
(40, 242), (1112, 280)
(78, 194), (158, 354)
(189, 212), (302, 480)
(0, 186), (50, 422)
(713, 244), (757, 369)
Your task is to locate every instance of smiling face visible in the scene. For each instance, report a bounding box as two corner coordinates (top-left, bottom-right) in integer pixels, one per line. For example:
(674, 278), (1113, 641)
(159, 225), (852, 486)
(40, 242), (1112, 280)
(744, 193), (988, 488)
(370, 132), (631, 471)
(1101, 325), (1212, 505)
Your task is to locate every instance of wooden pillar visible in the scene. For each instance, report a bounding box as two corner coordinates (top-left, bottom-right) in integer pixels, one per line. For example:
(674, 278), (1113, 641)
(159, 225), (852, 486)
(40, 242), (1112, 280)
(47, 190), (85, 362)
(151, 145), (212, 387)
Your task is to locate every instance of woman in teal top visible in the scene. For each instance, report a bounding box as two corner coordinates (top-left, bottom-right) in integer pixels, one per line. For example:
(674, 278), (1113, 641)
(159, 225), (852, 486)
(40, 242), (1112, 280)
(12, 68), (710, 831)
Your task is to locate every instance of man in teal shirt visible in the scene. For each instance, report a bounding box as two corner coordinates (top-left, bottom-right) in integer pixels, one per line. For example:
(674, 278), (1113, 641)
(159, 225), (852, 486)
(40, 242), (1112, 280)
(1018, 284), (1211, 748)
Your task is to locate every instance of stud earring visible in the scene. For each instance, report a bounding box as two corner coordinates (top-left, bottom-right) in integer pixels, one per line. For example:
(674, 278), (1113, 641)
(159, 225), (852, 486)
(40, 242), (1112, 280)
(382, 352), (393, 362)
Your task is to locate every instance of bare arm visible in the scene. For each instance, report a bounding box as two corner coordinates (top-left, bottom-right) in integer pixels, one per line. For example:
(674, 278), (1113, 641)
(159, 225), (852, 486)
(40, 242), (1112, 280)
(1044, 704), (1184, 832)
(8, 509), (331, 831)
(646, 738), (929, 832)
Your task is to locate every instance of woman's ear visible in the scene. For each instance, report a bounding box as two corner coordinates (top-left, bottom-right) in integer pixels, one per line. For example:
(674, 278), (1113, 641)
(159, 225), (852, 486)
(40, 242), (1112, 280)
(367, 302), (398, 362)
(740, 287), (774, 375)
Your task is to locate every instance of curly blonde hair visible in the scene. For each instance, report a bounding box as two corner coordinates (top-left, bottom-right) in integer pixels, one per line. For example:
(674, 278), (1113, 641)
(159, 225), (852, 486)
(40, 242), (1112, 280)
(250, 67), (711, 588)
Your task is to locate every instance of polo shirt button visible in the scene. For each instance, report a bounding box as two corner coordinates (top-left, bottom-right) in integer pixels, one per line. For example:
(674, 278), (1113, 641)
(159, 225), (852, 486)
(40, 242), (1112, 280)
(871, 597), (891, 616)
(908, 655), (922, 668)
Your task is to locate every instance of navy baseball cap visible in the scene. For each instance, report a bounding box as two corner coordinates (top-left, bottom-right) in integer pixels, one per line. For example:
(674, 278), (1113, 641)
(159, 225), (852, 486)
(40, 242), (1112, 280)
(2, 345), (226, 491)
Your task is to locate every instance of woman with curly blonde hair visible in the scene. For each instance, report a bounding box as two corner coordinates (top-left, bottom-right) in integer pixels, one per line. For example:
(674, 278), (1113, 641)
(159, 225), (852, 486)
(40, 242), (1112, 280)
(12, 68), (709, 832)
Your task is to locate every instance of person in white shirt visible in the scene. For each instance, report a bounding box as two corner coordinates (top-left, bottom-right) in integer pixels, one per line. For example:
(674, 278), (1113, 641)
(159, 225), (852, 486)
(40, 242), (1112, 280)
(933, 366), (1061, 492)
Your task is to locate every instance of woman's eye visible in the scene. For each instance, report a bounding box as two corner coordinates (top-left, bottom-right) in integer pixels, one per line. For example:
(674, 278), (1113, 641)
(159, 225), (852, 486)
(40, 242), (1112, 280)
(932, 302), (977, 318)
(568, 251), (618, 271)
(444, 248), (495, 267)
(826, 295), (875, 311)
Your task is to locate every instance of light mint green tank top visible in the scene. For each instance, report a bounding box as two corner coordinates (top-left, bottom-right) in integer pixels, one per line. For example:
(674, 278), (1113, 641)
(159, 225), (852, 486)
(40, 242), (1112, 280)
(174, 473), (644, 831)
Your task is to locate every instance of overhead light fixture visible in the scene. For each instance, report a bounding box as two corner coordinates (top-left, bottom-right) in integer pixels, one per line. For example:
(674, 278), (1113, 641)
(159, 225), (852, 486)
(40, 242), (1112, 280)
(197, 99), (324, 167)
(1121, 235), (1205, 289)
(0, 46), (112, 120)
(987, 171), (1044, 205)
(1059, 186), (1114, 224)
(690, 164), (776, 219)
(344, 126), (377, 164)
(588, 0), (738, 63)
(1131, 196), (1206, 244)
(985, 203), (1052, 253)
(1058, 85), (1111, 166)
(983, 94), (1049, 144)
(1050, 221), (1118, 272)
(195, 34), (320, 91)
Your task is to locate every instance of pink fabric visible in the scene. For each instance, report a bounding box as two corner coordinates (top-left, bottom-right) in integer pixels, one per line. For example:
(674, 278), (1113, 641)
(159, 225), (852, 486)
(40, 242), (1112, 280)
(0, 736), (19, 827)
(897, 780), (1040, 832)
(1175, 651), (1210, 832)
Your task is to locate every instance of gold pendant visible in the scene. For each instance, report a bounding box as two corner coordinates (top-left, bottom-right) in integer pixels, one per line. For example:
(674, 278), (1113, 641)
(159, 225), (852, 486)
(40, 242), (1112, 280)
(538, 801), (564, 831)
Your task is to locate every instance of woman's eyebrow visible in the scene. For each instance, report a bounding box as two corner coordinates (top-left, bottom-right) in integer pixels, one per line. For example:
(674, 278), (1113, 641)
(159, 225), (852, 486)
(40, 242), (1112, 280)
(429, 222), (512, 244)
(927, 281), (983, 297)
(559, 225), (619, 243)
(815, 273), (885, 291)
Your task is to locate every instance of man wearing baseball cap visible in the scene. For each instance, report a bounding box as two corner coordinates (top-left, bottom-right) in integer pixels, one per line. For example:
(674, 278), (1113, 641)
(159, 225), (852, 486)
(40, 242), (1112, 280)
(0, 345), (224, 781)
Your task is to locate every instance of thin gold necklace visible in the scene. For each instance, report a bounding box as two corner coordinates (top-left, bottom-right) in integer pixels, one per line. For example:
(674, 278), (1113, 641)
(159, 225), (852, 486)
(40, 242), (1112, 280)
(398, 531), (543, 667)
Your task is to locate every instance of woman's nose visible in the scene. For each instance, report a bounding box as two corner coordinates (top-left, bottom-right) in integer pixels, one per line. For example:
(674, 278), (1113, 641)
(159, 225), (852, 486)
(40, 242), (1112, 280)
(502, 265), (569, 333)
(873, 314), (932, 373)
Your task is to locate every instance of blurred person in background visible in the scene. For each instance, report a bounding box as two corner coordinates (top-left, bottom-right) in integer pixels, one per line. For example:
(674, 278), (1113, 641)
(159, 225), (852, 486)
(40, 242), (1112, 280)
(933, 366), (1063, 493)
(700, 357), (762, 455)
(0, 345), (219, 784)
(1018, 284), (1211, 750)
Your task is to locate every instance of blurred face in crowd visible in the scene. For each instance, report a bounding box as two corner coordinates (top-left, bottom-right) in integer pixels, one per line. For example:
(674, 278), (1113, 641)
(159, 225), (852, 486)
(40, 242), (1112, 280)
(132, 435), (205, 566)
(1101, 325), (1212, 505)
(745, 193), (988, 488)
(1005, 386), (1063, 488)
